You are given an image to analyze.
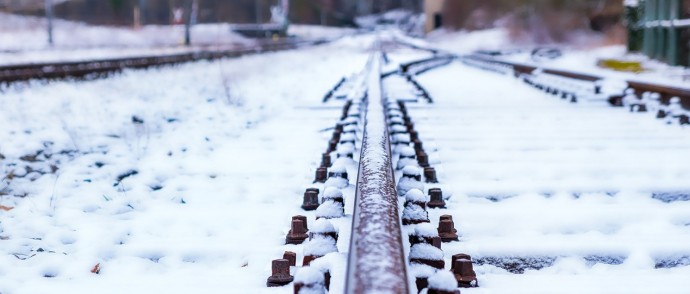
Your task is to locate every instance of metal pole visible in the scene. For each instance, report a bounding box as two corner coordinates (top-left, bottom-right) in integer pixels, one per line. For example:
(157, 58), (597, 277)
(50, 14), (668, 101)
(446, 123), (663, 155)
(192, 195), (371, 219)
(625, 3), (641, 52)
(656, 0), (668, 61)
(282, 0), (290, 26)
(45, 0), (54, 46)
(320, 2), (327, 26)
(644, 0), (655, 57)
(139, 0), (146, 25)
(184, 0), (197, 46)
(668, 0), (680, 65)
(255, 0), (263, 25)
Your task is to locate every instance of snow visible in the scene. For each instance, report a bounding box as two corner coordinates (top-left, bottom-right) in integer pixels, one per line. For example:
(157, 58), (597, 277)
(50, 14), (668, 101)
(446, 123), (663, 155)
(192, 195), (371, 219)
(303, 236), (338, 257)
(294, 266), (324, 284)
(397, 177), (425, 197)
(340, 117), (359, 125)
(322, 187), (343, 202)
(0, 34), (369, 294)
(427, 270), (458, 291)
(405, 189), (427, 203)
(396, 146), (418, 169)
(390, 125), (407, 133)
(0, 12), (255, 65)
(339, 133), (357, 144)
(328, 164), (347, 174)
(409, 244), (444, 261)
(428, 29), (510, 56)
(429, 28), (689, 90)
(408, 58), (690, 293)
(398, 167), (424, 195)
(336, 145), (356, 158)
(3, 22), (690, 293)
(624, 0), (639, 7)
(288, 24), (356, 40)
(389, 106), (403, 113)
(392, 134), (412, 150)
(402, 204), (429, 221)
(413, 223), (439, 238)
(400, 146), (416, 157)
(344, 125), (359, 134)
(409, 263), (437, 278)
(324, 177), (349, 189)
(296, 287), (325, 294)
(315, 201), (344, 219)
(402, 166), (421, 176)
(311, 219), (336, 234)
(389, 117), (404, 125)
(298, 286), (326, 294)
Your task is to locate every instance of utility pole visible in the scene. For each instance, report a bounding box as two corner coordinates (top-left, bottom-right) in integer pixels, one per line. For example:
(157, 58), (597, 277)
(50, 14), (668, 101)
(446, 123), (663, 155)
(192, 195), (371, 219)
(45, 0), (54, 46)
(282, 0), (290, 26)
(255, 0), (263, 25)
(136, 0), (147, 27)
(320, 1), (327, 26)
(184, 0), (197, 46)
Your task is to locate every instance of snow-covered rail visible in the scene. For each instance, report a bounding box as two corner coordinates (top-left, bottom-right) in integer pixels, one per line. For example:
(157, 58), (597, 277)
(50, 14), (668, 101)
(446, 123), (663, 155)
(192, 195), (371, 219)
(0, 38), (329, 84)
(462, 54), (690, 125)
(260, 41), (479, 293)
(259, 41), (477, 292)
(345, 51), (410, 293)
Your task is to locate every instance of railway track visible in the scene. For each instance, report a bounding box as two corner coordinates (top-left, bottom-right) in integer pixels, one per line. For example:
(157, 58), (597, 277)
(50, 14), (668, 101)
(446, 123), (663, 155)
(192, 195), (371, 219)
(393, 36), (690, 119)
(260, 37), (690, 293)
(409, 54), (690, 293)
(462, 54), (690, 121)
(0, 38), (329, 84)
(263, 39), (474, 293)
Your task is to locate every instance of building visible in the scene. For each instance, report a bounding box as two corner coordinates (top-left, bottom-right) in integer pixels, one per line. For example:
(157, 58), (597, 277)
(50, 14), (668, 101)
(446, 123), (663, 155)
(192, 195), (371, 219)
(627, 0), (690, 66)
(424, 0), (445, 33)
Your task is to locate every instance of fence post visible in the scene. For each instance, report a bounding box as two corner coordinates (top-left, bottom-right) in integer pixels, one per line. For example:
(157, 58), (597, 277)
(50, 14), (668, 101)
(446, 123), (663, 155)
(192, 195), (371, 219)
(45, 0), (54, 46)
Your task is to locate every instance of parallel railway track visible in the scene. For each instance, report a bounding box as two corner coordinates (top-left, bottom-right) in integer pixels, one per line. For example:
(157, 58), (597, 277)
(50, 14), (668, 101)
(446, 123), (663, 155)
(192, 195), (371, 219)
(464, 54), (690, 109)
(263, 39), (475, 293)
(0, 38), (329, 84)
(263, 37), (690, 293)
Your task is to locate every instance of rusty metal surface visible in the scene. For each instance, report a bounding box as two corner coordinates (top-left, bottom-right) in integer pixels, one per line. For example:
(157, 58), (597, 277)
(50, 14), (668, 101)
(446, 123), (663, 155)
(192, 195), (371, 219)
(345, 51), (409, 294)
(627, 80), (690, 108)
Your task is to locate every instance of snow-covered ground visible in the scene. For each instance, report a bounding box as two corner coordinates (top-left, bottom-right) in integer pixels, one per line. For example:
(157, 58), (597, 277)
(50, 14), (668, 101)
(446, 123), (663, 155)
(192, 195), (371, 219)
(0, 12), (254, 65)
(427, 29), (690, 89)
(0, 12), (354, 66)
(288, 24), (358, 40)
(499, 46), (690, 90)
(0, 12), (254, 51)
(0, 35), (370, 294)
(2, 24), (690, 293)
(407, 60), (690, 293)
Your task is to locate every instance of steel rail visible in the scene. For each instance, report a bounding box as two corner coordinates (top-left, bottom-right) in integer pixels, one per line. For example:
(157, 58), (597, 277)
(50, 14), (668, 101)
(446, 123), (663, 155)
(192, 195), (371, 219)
(400, 55), (455, 74)
(345, 50), (409, 294)
(0, 38), (329, 84)
(390, 37), (690, 110)
(464, 54), (690, 108)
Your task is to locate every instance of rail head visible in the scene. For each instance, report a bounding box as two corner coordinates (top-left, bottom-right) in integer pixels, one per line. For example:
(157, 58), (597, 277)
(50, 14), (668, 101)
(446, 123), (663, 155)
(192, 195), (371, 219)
(345, 51), (410, 294)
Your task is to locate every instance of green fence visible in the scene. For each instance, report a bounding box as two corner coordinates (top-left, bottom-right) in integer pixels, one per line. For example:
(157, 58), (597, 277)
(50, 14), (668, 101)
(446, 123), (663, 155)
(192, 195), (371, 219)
(627, 0), (689, 66)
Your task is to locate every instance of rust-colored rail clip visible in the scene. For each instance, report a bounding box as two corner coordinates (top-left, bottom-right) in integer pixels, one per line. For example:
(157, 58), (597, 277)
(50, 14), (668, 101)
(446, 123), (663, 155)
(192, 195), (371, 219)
(267, 259), (293, 287)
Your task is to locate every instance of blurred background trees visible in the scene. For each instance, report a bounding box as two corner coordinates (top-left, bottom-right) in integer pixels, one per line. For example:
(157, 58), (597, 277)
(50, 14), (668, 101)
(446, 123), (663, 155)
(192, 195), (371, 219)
(0, 0), (626, 44)
(443, 0), (625, 43)
(0, 0), (422, 26)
